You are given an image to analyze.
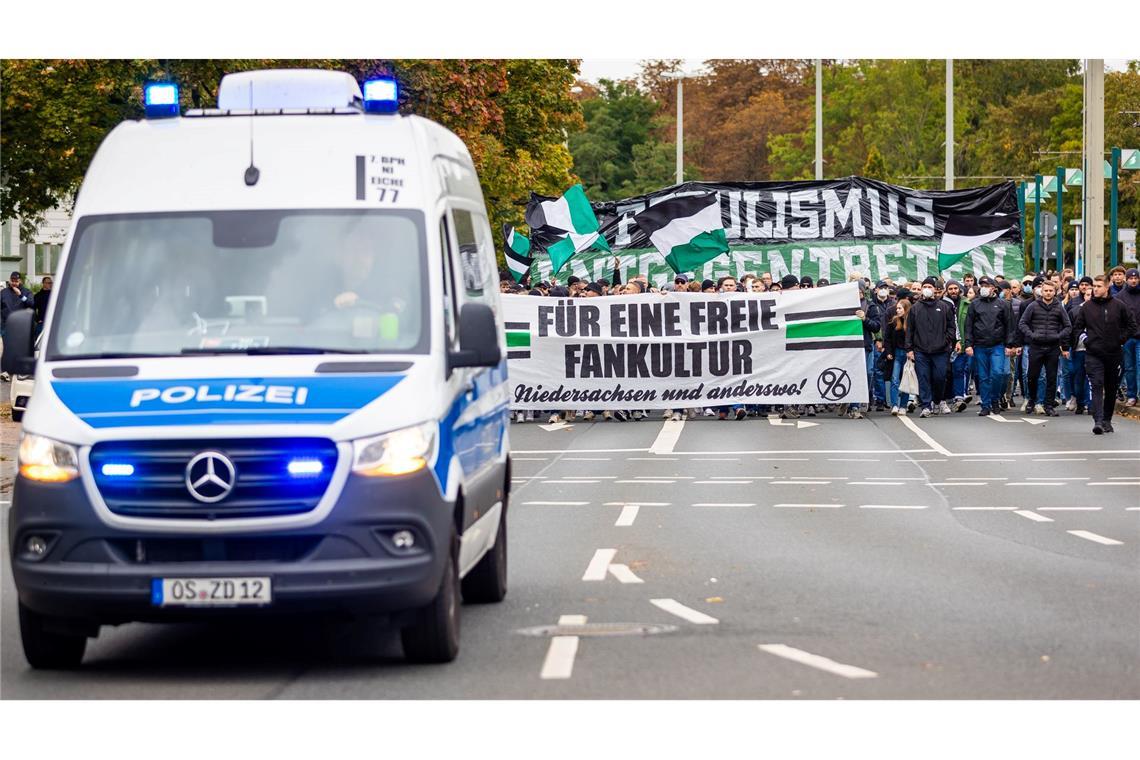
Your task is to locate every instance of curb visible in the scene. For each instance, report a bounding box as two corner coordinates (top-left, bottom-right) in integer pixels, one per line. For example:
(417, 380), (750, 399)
(1115, 401), (1140, 421)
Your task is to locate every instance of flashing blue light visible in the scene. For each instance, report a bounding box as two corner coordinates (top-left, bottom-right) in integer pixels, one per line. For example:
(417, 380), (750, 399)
(287, 459), (324, 477)
(101, 463), (135, 477)
(362, 78), (399, 114)
(144, 83), (180, 119)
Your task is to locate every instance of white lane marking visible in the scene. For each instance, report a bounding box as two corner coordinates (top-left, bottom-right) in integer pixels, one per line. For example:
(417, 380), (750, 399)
(617, 479), (675, 484)
(756, 458), (810, 461)
(638, 475), (695, 479)
(930, 482), (987, 486)
(513, 457), (549, 461)
(709, 475), (774, 480)
(1039, 507), (1102, 511)
(1101, 457), (1140, 461)
(907, 459), (947, 462)
(850, 481), (902, 486)
(525, 501), (591, 506)
(865, 477), (926, 481)
(582, 549), (616, 581)
(953, 506), (1017, 510)
(538, 422), (573, 432)
(1088, 482), (1140, 486)
(544, 480), (600, 484)
(1027, 477), (1088, 480)
(608, 564), (645, 584)
(541, 615), (585, 680)
(604, 501), (670, 506)
(946, 477), (1007, 480)
(1014, 510), (1054, 522)
(563, 457), (612, 461)
(952, 450), (1140, 458)
(859, 504), (928, 510)
(514, 448), (649, 454)
(771, 480), (831, 485)
(829, 458), (880, 462)
(693, 502), (755, 507)
(1127, 508), (1140, 511)
(758, 644), (878, 679)
(1068, 530), (1124, 546)
(615, 505), (640, 527)
(1033, 458), (1086, 462)
(694, 480), (753, 485)
(1005, 482), (1064, 487)
(565, 475), (619, 479)
(1110, 477), (1140, 480)
(897, 415), (952, 456)
(651, 598), (719, 625)
(774, 503), (844, 508)
(960, 458), (1016, 463)
(628, 457), (678, 461)
(693, 458), (741, 461)
(649, 419), (685, 455)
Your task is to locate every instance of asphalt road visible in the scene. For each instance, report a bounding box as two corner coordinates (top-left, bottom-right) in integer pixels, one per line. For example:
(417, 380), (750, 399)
(2, 406), (1138, 699)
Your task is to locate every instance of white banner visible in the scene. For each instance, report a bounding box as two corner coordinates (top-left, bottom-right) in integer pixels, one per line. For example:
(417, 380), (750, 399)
(503, 283), (870, 410)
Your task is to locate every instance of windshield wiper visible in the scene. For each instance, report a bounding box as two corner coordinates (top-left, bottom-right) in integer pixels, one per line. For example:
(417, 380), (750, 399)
(180, 346), (368, 355)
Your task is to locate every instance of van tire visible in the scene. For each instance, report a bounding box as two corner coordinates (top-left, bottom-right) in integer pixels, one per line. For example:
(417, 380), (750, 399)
(461, 510), (507, 604)
(400, 544), (460, 663)
(11, 409), (23, 423)
(19, 602), (87, 670)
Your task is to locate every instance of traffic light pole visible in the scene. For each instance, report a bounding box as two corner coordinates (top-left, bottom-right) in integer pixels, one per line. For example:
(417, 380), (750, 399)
(1034, 175), (1042, 272)
(1110, 146), (1120, 268)
(1056, 167), (1065, 272)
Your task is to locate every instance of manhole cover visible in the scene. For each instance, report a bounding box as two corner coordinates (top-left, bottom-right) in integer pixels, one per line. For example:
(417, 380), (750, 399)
(516, 622), (678, 638)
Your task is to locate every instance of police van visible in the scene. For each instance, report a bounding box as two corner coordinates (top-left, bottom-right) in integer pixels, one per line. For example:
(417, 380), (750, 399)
(2, 69), (512, 668)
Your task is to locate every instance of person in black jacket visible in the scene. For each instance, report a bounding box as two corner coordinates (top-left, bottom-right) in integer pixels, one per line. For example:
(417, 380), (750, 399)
(32, 274), (53, 334)
(905, 277), (957, 417)
(963, 276), (1016, 416)
(1018, 279), (1071, 416)
(1073, 275), (1138, 434)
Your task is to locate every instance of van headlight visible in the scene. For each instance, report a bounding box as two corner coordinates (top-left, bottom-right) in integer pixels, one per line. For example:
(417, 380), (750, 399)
(19, 433), (80, 483)
(352, 422), (437, 477)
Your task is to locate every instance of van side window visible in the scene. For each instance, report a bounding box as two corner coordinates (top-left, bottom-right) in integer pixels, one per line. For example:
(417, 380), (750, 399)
(452, 209), (487, 298)
(439, 216), (458, 349)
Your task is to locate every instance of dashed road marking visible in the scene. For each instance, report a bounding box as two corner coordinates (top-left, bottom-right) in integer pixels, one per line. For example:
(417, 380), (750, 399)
(638, 475), (695, 479)
(1067, 530), (1123, 546)
(615, 505), (639, 527)
(859, 504), (928, 510)
(850, 481), (902, 486)
(960, 458), (1016, 463)
(774, 503), (844, 508)
(771, 480), (831, 485)
(1100, 458), (1140, 461)
(1110, 476), (1140, 480)
(541, 615), (585, 680)
(1088, 482), (1140, 486)
(649, 419), (685, 455)
(1033, 458), (1086, 462)
(1039, 507), (1102, 511)
(608, 564), (645, 584)
(1014, 510), (1054, 522)
(513, 457), (549, 461)
(1026, 477), (1088, 480)
(565, 475), (619, 479)
(582, 549), (616, 581)
(604, 501), (670, 506)
(525, 501), (591, 506)
(618, 479), (675, 484)
(828, 458), (880, 462)
(693, 480), (753, 485)
(1006, 482), (1064, 487)
(628, 457), (678, 461)
(693, 502), (755, 507)
(897, 415), (952, 456)
(756, 458), (809, 461)
(563, 457), (612, 461)
(709, 475), (773, 480)
(651, 599), (719, 625)
(544, 480), (600, 484)
(757, 644), (878, 679)
(931, 482), (987, 486)
(946, 477), (1006, 481)
(692, 458), (741, 462)
(953, 506), (1017, 510)
(865, 477), (926, 481)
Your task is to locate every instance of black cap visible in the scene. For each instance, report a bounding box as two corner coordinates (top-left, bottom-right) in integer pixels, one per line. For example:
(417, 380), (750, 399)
(567, 276), (581, 286)
(895, 287), (912, 300)
(1079, 276), (1094, 286)
(674, 274), (688, 284)
(817, 278), (830, 287)
(998, 280), (1012, 290)
(1128, 268), (1140, 278)
(978, 276), (995, 287)
(800, 275), (814, 285)
(586, 282), (604, 295)
(780, 274), (799, 289)
(528, 289), (542, 296)
(875, 280), (888, 289)
(9, 271), (21, 279)
(1032, 275), (1046, 287)
(549, 286), (570, 297)
(921, 276), (937, 287)
(701, 279), (716, 290)
(1067, 280), (1080, 290)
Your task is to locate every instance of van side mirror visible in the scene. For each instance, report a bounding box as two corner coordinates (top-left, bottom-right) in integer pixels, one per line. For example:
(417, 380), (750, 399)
(1, 309), (36, 375)
(449, 303), (502, 371)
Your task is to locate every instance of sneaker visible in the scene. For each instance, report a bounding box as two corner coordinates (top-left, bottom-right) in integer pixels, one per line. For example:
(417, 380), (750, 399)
(907, 400), (917, 413)
(805, 405), (817, 417)
(614, 410), (629, 422)
(1092, 421), (1104, 435)
(633, 410), (645, 421)
(890, 405), (900, 416)
(897, 407), (907, 416)
(938, 401), (953, 415)
(919, 407), (932, 418)
(1033, 404), (1045, 416)
(1065, 397), (1077, 411)
(567, 411), (578, 422)
(0, 372), (9, 382)
(1074, 406), (1085, 416)
(848, 409), (865, 419)
(1103, 420), (1115, 433)
(963, 394), (974, 405)
(1044, 407), (1059, 417)
(662, 409), (673, 420)
(703, 408), (716, 417)
(978, 407), (991, 416)
(583, 411), (595, 421)
(514, 410), (526, 423)
(718, 411), (728, 420)
(954, 397), (968, 413)
(1019, 399), (1029, 412)
(782, 407), (800, 419)
(1127, 399), (1138, 407)
(603, 410), (614, 421)
(671, 411), (682, 421)
(735, 408), (747, 421)
(548, 414), (562, 423)
(998, 396), (1009, 411)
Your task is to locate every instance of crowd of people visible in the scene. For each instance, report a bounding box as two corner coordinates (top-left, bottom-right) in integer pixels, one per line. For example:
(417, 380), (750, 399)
(505, 262), (1140, 436)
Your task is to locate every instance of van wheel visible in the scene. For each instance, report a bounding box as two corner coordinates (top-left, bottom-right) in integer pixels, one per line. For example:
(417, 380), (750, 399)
(19, 602), (87, 670)
(461, 511), (507, 604)
(11, 409), (23, 423)
(401, 545), (460, 663)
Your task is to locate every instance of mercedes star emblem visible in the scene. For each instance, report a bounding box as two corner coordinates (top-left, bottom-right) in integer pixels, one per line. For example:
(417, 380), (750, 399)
(185, 451), (237, 503)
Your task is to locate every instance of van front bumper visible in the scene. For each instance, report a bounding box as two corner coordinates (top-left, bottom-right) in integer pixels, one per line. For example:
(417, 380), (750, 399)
(8, 469), (454, 625)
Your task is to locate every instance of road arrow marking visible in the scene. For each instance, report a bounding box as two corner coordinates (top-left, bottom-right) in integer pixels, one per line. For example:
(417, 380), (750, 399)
(767, 414), (794, 427)
(758, 644), (878, 679)
(797, 420), (820, 428)
(986, 414), (1019, 423)
(1021, 418), (1048, 425)
(538, 422), (574, 431)
(651, 598), (719, 625)
(541, 614), (585, 680)
(608, 564), (645, 583)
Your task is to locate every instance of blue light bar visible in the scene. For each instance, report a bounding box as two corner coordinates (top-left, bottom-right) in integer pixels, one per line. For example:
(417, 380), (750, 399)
(144, 83), (180, 119)
(101, 463), (135, 477)
(287, 459), (324, 477)
(362, 78), (399, 114)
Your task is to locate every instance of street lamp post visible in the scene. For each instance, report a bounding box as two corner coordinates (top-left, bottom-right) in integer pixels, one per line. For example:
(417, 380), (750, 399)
(676, 76), (684, 185)
(815, 59), (823, 181)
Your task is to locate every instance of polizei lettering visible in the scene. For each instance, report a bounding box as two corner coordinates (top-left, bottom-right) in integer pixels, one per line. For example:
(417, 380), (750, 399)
(129, 384), (311, 408)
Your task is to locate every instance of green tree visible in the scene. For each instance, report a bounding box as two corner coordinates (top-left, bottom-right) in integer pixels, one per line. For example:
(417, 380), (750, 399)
(862, 145), (888, 180)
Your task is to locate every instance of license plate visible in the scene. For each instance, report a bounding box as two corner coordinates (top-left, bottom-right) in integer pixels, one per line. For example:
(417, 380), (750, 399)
(152, 577), (272, 607)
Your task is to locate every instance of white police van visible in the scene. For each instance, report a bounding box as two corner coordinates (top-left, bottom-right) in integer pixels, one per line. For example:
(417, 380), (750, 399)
(1, 70), (512, 668)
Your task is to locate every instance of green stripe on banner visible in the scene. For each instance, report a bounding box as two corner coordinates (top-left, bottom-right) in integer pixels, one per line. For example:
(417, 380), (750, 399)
(507, 331), (531, 347)
(785, 319), (862, 340)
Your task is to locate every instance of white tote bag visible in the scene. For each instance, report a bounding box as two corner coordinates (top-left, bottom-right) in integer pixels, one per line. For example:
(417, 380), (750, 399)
(900, 358), (920, 396)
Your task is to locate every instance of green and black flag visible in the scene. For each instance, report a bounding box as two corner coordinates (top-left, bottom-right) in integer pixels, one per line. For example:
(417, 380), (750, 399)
(633, 192), (729, 274)
(937, 214), (1017, 273)
(502, 225), (532, 283)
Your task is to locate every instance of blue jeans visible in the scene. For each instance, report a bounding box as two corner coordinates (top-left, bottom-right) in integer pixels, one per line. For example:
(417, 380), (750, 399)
(1069, 350), (1091, 407)
(1123, 337), (1140, 400)
(914, 351), (949, 410)
(869, 346), (887, 404)
(889, 348), (911, 408)
(951, 352), (971, 398)
(973, 345), (1007, 411)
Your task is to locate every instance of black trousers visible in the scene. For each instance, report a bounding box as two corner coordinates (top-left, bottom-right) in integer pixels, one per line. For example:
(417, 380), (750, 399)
(1026, 344), (1060, 408)
(1085, 352), (1121, 424)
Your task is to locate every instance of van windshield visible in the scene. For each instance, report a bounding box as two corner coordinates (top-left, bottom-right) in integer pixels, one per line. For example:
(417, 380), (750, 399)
(47, 210), (429, 360)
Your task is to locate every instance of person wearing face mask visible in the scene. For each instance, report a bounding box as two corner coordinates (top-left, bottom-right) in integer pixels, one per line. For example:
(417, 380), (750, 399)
(882, 298), (912, 415)
(1017, 279), (1071, 416)
(964, 277), (1016, 416)
(1063, 277), (1095, 416)
(943, 279), (972, 412)
(1073, 275), (1137, 433)
(905, 277), (957, 417)
(1114, 268), (1140, 407)
(867, 282), (894, 411)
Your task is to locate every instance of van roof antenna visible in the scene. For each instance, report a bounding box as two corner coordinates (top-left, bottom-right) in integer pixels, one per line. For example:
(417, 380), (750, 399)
(244, 81), (260, 186)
